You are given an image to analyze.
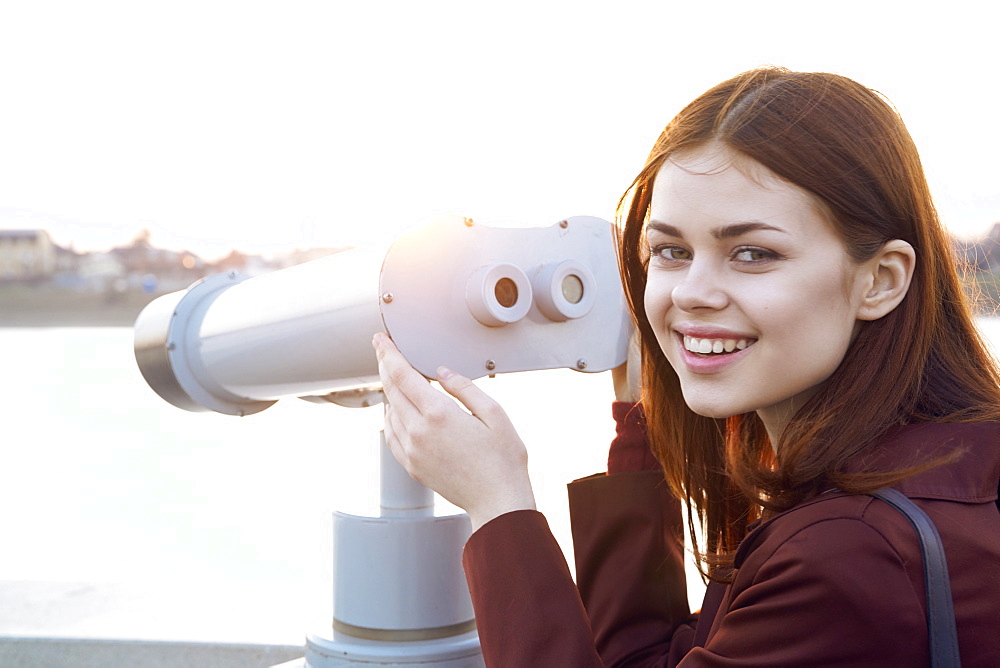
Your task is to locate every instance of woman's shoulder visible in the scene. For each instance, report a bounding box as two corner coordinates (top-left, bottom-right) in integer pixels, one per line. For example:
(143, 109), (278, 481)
(731, 489), (954, 590)
(735, 492), (895, 566)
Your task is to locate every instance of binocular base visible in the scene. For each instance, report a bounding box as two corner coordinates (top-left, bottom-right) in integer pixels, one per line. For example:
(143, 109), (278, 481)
(293, 629), (483, 667)
(274, 503), (483, 667)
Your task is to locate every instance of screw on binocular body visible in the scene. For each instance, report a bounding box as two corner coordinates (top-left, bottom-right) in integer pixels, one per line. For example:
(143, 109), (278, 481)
(485, 360), (496, 371)
(559, 220), (569, 228)
(576, 359), (587, 370)
(381, 292), (394, 304)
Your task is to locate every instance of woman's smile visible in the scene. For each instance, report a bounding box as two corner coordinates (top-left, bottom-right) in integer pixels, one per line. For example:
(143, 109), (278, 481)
(682, 336), (752, 355)
(673, 327), (758, 373)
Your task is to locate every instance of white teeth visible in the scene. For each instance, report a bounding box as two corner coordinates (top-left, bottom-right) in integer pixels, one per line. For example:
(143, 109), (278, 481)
(683, 335), (753, 354)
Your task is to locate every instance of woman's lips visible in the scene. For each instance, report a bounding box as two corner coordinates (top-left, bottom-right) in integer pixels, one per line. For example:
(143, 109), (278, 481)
(675, 332), (756, 373)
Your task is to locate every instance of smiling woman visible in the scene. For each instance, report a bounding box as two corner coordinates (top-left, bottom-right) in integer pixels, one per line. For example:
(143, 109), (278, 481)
(374, 67), (1000, 666)
(620, 69), (1000, 525)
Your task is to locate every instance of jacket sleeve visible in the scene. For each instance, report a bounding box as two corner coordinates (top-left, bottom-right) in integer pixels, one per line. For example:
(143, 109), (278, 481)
(607, 401), (661, 475)
(463, 509), (605, 666)
(576, 401), (696, 663)
(570, 470), (695, 666)
(461, 402), (697, 666)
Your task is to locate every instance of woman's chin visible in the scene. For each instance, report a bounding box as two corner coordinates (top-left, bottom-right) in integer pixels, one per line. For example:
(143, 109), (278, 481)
(681, 394), (746, 419)
(686, 404), (740, 419)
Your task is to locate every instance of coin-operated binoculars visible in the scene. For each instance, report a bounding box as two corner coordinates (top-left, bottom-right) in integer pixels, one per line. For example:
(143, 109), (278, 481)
(133, 215), (630, 666)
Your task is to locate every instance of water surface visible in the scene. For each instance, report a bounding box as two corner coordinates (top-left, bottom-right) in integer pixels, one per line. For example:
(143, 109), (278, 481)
(1, 320), (996, 642)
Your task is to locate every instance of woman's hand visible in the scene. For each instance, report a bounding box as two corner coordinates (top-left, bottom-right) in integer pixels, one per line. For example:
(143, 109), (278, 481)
(611, 330), (642, 403)
(372, 333), (536, 532)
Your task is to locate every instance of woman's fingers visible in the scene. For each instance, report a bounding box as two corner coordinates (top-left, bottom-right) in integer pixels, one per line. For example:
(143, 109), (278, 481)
(375, 334), (500, 426)
(435, 366), (506, 427)
(382, 401), (421, 482)
(373, 333), (434, 415)
(374, 332), (462, 454)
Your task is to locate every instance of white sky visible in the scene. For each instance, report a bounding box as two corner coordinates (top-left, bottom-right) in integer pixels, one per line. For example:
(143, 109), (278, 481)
(0, 1), (997, 260)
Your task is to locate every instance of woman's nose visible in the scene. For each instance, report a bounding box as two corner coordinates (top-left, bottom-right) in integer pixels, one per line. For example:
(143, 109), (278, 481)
(670, 264), (730, 312)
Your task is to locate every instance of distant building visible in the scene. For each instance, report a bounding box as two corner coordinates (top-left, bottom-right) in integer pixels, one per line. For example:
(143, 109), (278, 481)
(77, 250), (126, 284)
(0, 229), (57, 281)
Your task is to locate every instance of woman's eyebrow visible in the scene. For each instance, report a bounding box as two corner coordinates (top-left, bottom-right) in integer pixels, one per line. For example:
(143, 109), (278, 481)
(712, 221), (788, 239)
(646, 220), (787, 239)
(646, 221), (683, 237)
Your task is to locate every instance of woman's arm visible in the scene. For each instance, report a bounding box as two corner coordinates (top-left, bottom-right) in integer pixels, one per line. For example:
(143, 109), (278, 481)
(571, 470), (693, 665)
(462, 437), (694, 666)
(374, 333), (695, 665)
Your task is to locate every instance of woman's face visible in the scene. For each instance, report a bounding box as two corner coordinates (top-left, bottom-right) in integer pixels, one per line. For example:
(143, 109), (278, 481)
(644, 144), (872, 436)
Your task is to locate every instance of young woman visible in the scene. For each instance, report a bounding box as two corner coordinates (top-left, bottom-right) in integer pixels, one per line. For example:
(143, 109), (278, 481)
(373, 67), (1000, 666)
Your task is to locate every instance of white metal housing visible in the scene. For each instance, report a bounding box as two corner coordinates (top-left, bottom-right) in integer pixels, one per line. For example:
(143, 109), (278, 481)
(133, 215), (629, 416)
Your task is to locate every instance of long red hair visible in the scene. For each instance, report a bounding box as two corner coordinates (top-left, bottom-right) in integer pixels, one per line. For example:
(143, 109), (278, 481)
(618, 67), (1000, 578)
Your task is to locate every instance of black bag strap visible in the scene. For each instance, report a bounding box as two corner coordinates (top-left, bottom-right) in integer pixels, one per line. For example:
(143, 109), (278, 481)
(871, 487), (961, 668)
(691, 580), (728, 649)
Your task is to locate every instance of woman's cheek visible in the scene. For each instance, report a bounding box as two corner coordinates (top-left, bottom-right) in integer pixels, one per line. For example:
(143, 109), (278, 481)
(643, 273), (674, 324)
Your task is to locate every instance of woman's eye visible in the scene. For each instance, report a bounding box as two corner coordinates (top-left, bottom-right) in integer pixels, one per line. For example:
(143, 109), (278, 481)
(733, 247), (776, 263)
(652, 246), (692, 261)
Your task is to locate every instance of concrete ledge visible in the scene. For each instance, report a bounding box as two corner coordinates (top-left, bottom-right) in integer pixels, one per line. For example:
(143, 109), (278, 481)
(0, 580), (321, 647)
(0, 636), (303, 668)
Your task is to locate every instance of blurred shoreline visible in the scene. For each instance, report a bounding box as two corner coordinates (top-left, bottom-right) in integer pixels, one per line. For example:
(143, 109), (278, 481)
(2, 226), (998, 328)
(0, 284), (164, 327)
(3, 275), (998, 329)
(0, 228), (349, 327)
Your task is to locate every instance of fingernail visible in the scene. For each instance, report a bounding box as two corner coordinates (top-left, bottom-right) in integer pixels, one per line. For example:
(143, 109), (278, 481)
(437, 366), (456, 380)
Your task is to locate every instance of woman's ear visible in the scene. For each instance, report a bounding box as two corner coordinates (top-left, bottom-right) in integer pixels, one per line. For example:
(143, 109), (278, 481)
(856, 239), (916, 321)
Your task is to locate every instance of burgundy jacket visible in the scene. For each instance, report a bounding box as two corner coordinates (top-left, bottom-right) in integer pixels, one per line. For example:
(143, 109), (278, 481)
(462, 404), (1000, 666)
